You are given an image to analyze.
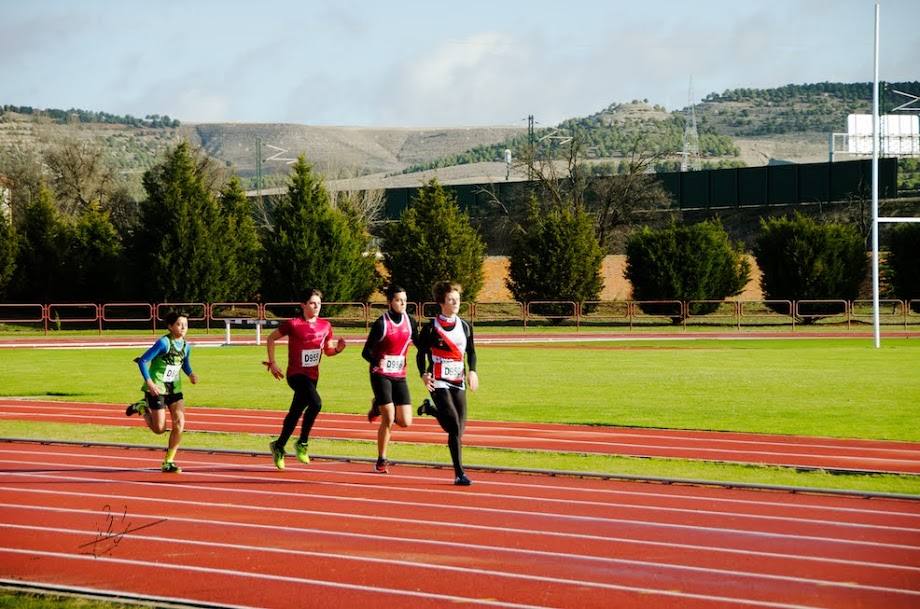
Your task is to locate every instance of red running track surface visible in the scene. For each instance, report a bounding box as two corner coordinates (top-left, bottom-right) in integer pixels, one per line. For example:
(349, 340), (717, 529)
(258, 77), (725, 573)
(1, 441), (919, 608)
(3, 398), (920, 475)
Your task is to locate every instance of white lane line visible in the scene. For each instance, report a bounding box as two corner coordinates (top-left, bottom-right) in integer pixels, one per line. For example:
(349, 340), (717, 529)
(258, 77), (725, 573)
(2, 446), (919, 523)
(3, 495), (918, 578)
(0, 547), (557, 609)
(6, 400), (919, 455)
(5, 520), (917, 599)
(3, 472), (919, 556)
(2, 453), (918, 536)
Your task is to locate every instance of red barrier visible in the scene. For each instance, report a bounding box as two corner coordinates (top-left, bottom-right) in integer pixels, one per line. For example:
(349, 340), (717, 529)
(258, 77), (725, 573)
(46, 303), (101, 334)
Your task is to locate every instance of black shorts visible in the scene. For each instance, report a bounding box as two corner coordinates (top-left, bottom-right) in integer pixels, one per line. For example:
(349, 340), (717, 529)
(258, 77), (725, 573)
(144, 392), (184, 411)
(370, 374), (411, 407)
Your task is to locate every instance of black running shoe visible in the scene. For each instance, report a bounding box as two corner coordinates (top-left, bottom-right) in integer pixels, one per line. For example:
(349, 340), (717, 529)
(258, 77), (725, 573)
(375, 457), (389, 473)
(454, 473), (472, 486)
(417, 398), (433, 417)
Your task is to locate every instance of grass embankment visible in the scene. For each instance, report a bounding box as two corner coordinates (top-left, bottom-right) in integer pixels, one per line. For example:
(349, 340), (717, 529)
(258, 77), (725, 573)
(1, 338), (918, 494)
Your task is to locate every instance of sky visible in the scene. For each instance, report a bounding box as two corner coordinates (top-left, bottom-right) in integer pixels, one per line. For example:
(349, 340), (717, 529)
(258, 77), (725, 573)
(2, 0), (918, 128)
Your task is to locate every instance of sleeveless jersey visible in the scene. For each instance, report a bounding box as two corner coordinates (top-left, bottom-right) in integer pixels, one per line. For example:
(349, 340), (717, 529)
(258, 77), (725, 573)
(280, 316), (333, 380)
(370, 312), (412, 378)
(140, 335), (189, 395)
(431, 316), (468, 390)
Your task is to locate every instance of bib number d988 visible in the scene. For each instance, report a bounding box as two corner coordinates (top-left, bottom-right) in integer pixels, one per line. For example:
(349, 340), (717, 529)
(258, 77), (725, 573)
(301, 349), (321, 368)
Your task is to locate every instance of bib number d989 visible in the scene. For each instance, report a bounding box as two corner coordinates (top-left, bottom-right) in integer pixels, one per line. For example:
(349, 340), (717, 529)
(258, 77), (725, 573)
(301, 349), (321, 368)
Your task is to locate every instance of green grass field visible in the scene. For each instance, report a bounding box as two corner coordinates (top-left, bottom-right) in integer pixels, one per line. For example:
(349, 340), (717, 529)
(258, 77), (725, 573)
(1, 337), (918, 494)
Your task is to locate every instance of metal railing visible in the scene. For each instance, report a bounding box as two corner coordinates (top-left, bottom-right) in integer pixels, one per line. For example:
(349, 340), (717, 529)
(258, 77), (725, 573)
(0, 299), (917, 335)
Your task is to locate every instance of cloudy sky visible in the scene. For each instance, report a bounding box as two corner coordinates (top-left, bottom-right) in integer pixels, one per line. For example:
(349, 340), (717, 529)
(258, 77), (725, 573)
(2, 0), (918, 127)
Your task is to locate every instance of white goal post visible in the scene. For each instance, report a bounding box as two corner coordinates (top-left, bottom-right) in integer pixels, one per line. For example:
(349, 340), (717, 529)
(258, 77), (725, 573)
(870, 3), (920, 347)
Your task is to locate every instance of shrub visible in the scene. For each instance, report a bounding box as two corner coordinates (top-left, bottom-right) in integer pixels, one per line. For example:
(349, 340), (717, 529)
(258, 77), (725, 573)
(625, 220), (750, 321)
(753, 213), (866, 321)
(506, 198), (604, 312)
(886, 223), (920, 313)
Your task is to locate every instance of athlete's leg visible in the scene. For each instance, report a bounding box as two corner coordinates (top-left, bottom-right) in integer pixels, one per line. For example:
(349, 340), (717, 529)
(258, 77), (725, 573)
(164, 398), (185, 463)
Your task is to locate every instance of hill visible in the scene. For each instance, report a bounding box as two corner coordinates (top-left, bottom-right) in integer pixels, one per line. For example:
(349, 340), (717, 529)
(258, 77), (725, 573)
(3, 81), (917, 194)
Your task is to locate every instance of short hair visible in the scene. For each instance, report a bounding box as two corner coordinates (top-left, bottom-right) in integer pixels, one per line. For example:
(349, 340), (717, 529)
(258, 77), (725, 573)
(300, 288), (323, 303)
(163, 311), (187, 327)
(385, 284), (406, 301)
(432, 281), (461, 304)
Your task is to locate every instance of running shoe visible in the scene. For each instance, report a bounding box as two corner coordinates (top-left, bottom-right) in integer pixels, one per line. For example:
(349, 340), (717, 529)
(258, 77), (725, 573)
(294, 440), (310, 464)
(454, 473), (472, 486)
(367, 398), (380, 423)
(161, 460), (181, 473)
(125, 399), (146, 417)
(375, 457), (389, 473)
(417, 398), (433, 417)
(269, 440), (285, 470)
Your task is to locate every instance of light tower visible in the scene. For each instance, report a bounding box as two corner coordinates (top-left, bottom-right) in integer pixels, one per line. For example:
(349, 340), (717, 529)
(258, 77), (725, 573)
(680, 77), (701, 172)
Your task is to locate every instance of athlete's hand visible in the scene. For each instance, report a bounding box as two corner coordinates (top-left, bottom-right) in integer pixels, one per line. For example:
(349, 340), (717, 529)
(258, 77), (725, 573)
(467, 370), (479, 391)
(421, 372), (435, 391)
(263, 360), (284, 380)
(189, 372), (199, 385)
(330, 337), (346, 354)
(145, 379), (160, 396)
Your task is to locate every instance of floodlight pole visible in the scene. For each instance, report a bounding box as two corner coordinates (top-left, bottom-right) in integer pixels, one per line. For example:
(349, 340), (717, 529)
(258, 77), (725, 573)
(871, 2), (881, 348)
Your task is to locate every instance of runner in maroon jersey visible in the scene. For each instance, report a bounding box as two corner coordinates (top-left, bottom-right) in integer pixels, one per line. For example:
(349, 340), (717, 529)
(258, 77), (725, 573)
(362, 285), (419, 473)
(263, 289), (346, 470)
(415, 281), (479, 486)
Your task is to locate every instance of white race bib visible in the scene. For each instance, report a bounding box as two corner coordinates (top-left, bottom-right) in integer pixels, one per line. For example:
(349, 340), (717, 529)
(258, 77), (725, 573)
(382, 355), (406, 373)
(439, 359), (464, 381)
(301, 349), (321, 368)
(163, 364), (180, 383)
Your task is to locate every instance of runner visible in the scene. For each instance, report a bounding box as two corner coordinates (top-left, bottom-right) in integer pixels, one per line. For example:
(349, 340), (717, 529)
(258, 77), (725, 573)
(263, 289), (346, 470)
(363, 285), (419, 473)
(126, 311), (198, 473)
(415, 280), (479, 486)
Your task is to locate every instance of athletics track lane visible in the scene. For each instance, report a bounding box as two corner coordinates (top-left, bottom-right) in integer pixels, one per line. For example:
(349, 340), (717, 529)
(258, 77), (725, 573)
(1, 442), (919, 609)
(3, 398), (920, 475)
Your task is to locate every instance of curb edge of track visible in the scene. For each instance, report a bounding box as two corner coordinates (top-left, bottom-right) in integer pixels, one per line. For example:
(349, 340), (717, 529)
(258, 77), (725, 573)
(3, 436), (918, 502)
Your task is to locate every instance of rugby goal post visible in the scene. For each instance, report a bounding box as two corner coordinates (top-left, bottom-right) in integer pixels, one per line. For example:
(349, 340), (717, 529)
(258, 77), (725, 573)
(869, 3), (920, 347)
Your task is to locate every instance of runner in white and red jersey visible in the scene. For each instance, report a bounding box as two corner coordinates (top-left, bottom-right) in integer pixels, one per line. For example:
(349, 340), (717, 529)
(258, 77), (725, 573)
(415, 281), (479, 486)
(362, 285), (419, 473)
(263, 289), (346, 470)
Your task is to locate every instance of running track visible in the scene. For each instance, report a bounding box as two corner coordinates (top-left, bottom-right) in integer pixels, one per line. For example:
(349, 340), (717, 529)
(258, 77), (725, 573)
(1, 441), (919, 609)
(3, 399), (920, 475)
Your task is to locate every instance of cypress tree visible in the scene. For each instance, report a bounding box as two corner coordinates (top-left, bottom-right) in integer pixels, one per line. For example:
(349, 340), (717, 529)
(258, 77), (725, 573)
(506, 198), (604, 306)
(10, 185), (68, 301)
(885, 223), (920, 313)
(68, 202), (124, 301)
(261, 156), (377, 302)
(380, 179), (485, 304)
(0, 207), (15, 300)
(218, 176), (262, 301)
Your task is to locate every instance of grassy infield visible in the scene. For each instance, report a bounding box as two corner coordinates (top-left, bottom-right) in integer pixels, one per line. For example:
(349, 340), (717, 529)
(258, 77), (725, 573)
(1, 332), (919, 607)
(1, 332), (919, 495)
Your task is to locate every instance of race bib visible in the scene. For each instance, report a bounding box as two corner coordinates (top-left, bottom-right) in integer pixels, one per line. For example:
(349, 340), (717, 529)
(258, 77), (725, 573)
(163, 364), (180, 383)
(301, 349), (321, 368)
(382, 355), (406, 373)
(439, 359), (464, 381)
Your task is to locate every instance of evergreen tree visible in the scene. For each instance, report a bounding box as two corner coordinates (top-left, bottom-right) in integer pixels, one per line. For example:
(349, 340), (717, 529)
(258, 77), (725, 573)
(67, 203), (124, 301)
(136, 142), (231, 302)
(218, 176), (262, 301)
(885, 223), (920, 313)
(753, 213), (866, 320)
(0, 208), (15, 299)
(261, 156), (377, 302)
(506, 198), (604, 305)
(10, 185), (69, 301)
(381, 179), (485, 304)
(625, 220), (750, 320)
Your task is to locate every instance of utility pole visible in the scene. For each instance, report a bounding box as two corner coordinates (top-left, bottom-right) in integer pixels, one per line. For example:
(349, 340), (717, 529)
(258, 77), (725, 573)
(681, 77), (701, 172)
(256, 137), (263, 210)
(527, 114), (535, 180)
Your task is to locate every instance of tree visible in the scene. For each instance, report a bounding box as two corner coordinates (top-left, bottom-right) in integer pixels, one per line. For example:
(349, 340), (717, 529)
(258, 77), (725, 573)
(261, 156), (378, 302)
(0, 207), (15, 299)
(218, 176), (262, 301)
(753, 213), (866, 320)
(10, 185), (68, 301)
(506, 198), (604, 307)
(625, 220), (750, 320)
(135, 142), (232, 302)
(380, 179), (485, 304)
(885, 223), (920, 313)
(66, 203), (124, 301)
(43, 137), (117, 217)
